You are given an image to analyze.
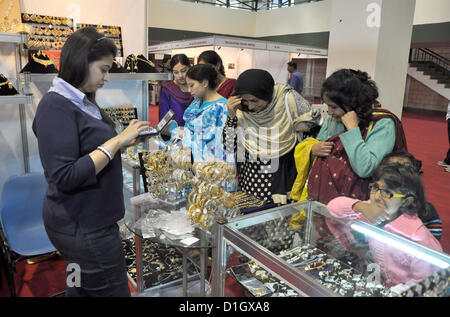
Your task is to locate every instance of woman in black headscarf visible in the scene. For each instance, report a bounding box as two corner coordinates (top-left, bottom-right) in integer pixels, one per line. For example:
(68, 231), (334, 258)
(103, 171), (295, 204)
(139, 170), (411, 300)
(223, 69), (320, 204)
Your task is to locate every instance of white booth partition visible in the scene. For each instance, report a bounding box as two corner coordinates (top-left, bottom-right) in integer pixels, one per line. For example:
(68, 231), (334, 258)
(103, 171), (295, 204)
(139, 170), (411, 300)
(149, 36), (328, 85)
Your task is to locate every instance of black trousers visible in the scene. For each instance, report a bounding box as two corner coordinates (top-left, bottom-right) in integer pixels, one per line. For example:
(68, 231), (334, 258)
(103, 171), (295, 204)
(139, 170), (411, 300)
(45, 223), (130, 297)
(445, 119), (450, 165)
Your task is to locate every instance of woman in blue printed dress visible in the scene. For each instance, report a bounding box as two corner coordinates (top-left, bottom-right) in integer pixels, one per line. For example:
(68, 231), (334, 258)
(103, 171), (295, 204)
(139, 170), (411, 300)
(183, 64), (230, 164)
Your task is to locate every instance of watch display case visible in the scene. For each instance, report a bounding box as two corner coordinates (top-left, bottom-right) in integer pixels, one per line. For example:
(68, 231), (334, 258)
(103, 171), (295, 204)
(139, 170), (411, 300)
(212, 200), (450, 297)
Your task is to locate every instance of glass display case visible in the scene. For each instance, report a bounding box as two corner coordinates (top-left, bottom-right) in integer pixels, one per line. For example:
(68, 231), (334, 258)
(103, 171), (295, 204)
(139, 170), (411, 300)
(212, 200), (450, 297)
(123, 193), (211, 296)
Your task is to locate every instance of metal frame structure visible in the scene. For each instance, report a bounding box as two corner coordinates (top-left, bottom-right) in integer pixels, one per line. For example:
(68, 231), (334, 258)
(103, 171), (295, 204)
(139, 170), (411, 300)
(180, 0), (321, 11)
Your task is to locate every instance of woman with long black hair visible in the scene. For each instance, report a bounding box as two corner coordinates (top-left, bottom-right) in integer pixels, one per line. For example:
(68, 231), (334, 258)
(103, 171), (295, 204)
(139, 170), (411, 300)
(32, 27), (150, 297)
(291, 69), (408, 204)
(159, 54), (193, 126)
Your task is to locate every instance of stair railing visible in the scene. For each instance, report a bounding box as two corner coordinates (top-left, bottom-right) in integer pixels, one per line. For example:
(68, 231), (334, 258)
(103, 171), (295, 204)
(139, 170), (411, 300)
(409, 48), (449, 74)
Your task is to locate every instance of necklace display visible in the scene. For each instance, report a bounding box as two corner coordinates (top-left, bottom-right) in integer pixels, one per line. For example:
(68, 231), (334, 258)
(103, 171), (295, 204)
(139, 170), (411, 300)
(0, 76), (13, 89)
(0, 74), (18, 95)
(31, 50), (54, 67)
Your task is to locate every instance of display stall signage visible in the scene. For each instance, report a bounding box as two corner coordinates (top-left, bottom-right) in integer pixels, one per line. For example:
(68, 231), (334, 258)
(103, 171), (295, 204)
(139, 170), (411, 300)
(149, 36), (328, 56)
(289, 45), (327, 56)
(214, 37), (266, 50)
(267, 43), (291, 52)
(148, 43), (173, 52)
(183, 37), (215, 48)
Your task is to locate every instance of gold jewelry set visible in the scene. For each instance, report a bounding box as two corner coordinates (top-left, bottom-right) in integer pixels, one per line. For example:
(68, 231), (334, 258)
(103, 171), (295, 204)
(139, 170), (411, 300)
(232, 191), (265, 210)
(102, 106), (137, 127)
(1, 0), (30, 34)
(0, 74), (14, 89)
(143, 148), (194, 200)
(126, 54), (138, 72)
(188, 161), (238, 230)
(78, 23), (123, 52)
(23, 13), (72, 27)
(23, 13), (74, 50)
(30, 50), (54, 68)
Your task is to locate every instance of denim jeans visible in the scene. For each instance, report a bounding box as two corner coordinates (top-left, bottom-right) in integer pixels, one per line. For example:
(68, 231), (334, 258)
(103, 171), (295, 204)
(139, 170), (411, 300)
(45, 223), (131, 297)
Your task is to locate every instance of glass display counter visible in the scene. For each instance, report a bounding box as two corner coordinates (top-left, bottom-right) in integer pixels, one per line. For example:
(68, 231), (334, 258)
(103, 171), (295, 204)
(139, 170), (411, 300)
(123, 194), (211, 296)
(212, 200), (450, 297)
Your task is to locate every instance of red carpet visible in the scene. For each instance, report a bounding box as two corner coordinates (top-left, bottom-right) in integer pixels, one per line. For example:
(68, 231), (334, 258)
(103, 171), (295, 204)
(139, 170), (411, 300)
(0, 111), (448, 297)
(401, 111), (450, 253)
(0, 257), (66, 297)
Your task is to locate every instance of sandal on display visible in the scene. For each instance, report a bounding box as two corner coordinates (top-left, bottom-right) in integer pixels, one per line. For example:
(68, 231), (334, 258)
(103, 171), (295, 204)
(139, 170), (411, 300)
(20, 50), (58, 74)
(0, 74), (19, 96)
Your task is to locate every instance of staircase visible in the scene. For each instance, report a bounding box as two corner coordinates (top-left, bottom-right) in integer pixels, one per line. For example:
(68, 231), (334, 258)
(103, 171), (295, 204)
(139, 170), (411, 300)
(408, 48), (450, 100)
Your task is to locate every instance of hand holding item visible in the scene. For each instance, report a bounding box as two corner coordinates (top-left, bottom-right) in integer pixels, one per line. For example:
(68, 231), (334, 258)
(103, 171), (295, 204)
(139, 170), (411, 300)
(341, 110), (360, 131)
(353, 201), (390, 225)
(311, 142), (334, 157)
(119, 119), (150, 146)
(226, 95), (242, 118)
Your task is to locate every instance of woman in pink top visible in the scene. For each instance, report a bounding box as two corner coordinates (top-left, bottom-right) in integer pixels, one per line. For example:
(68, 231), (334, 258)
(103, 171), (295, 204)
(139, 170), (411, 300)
(327, 164), (442, 286)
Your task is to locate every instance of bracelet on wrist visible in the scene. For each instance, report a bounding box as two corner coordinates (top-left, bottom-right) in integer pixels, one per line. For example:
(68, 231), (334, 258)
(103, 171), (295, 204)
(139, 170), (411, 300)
(97, 146), (113, 161)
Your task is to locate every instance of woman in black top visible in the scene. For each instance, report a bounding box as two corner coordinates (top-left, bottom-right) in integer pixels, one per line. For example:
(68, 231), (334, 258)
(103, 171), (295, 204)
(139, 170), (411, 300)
(32, 28), (150, 297)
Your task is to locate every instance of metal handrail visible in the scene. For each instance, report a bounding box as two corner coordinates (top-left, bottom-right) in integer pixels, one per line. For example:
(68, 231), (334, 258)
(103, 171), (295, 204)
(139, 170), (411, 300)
(409, 48), (449, 73)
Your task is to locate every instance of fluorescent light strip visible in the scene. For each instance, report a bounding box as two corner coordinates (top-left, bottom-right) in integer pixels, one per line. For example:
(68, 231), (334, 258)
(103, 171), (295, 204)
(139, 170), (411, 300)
(350, 223), (450, 269)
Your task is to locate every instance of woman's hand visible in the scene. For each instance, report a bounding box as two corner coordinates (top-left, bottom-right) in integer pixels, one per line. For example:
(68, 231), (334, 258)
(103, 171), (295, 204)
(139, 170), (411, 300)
(226, 95), (242, 118)
(311, 142), (334, 157)
(341, 111), (360, 131)
(353, 201), (390, 224)
(118, 119), (151, 147)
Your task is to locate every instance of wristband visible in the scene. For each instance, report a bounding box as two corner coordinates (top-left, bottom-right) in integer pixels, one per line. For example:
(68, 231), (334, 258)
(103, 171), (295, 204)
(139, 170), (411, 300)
(97, 146), (113, 161)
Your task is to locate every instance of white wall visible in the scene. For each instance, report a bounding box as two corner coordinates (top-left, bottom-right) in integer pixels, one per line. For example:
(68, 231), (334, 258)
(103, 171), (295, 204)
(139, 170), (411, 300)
(148, 0), (256, 38)
(413, 0), (450, 25)
(21, 0), (147, 57)
(148, 0), (449, 39)
(253, 0), (332, 37)
(326, 0), (381, 77)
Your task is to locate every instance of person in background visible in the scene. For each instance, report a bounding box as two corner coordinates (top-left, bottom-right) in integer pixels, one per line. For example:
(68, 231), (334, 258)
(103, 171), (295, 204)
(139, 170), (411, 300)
(197, 50), (236, 99)
(224, 69), (319, 204)
(379, 151), (443, 241)
(327, 164), (442, 286)
(287, 61), (304, 95)
(159, 54), (193, 127)
(32, 27), (151, 297)
(437, 102), (450, 172)
(183, 64), (229, 163)
(292, 69), (407, 204)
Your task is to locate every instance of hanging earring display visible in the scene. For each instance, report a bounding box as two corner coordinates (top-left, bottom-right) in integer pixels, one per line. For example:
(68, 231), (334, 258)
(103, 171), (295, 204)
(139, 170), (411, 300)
(21, 13), (74, 52)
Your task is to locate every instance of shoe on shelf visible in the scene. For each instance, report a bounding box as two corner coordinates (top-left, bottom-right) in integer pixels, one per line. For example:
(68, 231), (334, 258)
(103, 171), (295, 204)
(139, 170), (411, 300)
(437, 161), (450, 167)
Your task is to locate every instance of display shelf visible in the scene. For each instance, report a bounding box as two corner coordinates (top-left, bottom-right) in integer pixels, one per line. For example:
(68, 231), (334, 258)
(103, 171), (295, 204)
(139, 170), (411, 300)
(0, 94), (33, 105)
(21, 72), (172, 83)
(0, 32), (28, 45)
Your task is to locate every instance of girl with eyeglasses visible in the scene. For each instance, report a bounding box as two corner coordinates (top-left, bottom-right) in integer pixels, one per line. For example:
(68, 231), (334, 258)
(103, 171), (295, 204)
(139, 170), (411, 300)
(327, 164), (442, 285)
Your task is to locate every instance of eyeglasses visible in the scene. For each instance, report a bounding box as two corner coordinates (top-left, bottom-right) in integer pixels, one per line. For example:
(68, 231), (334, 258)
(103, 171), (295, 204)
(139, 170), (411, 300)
(369, 183), (406, 199)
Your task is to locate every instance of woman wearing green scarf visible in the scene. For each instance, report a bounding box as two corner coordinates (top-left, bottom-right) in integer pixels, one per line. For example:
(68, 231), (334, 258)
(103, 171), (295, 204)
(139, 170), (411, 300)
(223, 69), (320, 205)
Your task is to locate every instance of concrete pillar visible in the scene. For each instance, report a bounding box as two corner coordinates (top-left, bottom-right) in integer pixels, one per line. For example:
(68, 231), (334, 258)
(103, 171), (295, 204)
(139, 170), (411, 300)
(326, 0), (416, 119)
